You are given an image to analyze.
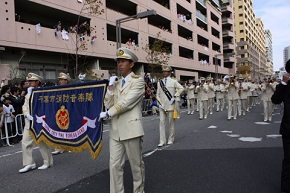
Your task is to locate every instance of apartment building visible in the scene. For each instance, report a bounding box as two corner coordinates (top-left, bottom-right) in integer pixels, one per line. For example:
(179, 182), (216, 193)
(221, 0), (235, 75)
(264, 29), (273, 75)
(234, 0), (268, 79)
(0, 0), (234, 82)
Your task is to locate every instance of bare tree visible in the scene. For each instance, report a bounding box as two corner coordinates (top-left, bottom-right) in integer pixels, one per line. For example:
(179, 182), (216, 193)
(143, 32), (170, 77)
(67, 0), (104, 80)
(9, 50), (26, 85)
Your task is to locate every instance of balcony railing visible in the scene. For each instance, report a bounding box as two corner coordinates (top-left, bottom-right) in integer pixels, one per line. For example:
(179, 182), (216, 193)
(211, 0), (220, 7)
(196, 11), (207, 23)
(196, 0), (206, 7)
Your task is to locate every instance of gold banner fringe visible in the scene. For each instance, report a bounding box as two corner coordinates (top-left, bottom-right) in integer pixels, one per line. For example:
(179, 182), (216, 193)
(29, 130), (102, 160)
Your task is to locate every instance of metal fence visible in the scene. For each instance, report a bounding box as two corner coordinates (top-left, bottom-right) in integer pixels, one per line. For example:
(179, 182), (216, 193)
(0, 114), (24, 146)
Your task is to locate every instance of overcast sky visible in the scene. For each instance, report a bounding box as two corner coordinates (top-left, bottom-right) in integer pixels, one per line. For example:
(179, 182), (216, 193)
(253, 0), (290, 70)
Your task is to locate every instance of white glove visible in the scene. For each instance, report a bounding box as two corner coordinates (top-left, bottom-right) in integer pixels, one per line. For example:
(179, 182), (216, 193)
(26, 113), (33, 121)
(109, 76), (118, 86)
(158, 105), (164, 110)
(169, 98), (175, 105)
(98, 111), (110, 122)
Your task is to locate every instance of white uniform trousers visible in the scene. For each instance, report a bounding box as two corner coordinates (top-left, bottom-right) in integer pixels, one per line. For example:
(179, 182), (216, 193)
(199, 100), (208, 119)
(159, 110), (174, 144)
(109, 137), (145, 193)
(216, 98), (224, 111)
(22, 119), (53, 166)
(228, 99), (238, 119)
(240, 99), (247, 115)
(208, 98), (214, 114)
(263, 100), (273, 121)
(187, 98), (195, 113)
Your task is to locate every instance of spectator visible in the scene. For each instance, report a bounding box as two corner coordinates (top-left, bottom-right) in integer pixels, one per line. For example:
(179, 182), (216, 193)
(149, 96), (159, 115)
(1, 94), (16, 145)
(271, 59), (290, 192)
(10, 86), (25, 142)
(20, 80), (29, 96)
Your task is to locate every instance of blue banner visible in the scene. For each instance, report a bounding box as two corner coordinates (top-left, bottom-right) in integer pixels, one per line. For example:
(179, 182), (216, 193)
(29, 80), (108, 159)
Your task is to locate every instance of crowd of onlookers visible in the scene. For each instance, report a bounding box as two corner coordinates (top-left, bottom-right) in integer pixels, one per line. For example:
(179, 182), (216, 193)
(0, 80), (29, 147)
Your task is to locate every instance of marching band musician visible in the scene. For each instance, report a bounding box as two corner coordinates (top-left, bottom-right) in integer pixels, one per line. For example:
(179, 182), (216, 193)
(214, 79), (225, 112)
(207, 77), (215, 115)
(225, 75), (239, 120)
(237, 75), (248, 116)
(260, 77), (276, 122)
(195, 77), (209, 120)
(52, 72), (71, 155)
(245, 78), (253, 112)
(185, 79), (195, 115)
(19, 73), (53, 173)
(156, 65), (184, 147)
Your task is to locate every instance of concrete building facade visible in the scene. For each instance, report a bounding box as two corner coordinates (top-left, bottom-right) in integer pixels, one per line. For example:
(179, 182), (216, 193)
(264, 29), (273, 75)
(234, 0), (268, 79)
(0, 0), (235, 82)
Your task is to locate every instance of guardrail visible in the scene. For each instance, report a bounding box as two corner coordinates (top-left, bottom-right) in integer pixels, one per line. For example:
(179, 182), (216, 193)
(1, 114), (24, 146)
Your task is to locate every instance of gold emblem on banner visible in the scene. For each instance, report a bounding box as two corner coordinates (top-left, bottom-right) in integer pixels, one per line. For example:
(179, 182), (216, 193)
(56, 105), (69, 130)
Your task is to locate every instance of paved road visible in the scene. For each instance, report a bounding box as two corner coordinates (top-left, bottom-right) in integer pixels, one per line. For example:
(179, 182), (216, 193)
(0, 103), (284, 193)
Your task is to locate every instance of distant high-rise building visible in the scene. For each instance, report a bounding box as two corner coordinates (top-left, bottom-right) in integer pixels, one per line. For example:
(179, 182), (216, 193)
(284, 46), (290, 65)
(234, 0), (269, 79)
(265, 30), (273, 74)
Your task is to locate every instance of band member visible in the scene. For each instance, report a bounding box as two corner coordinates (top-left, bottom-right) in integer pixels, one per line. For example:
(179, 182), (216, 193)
(260, 77), (276, 121)
(52, 72), (71, 155)
(207, 77), (215, 115)
(185, 79), (195, 114)
(225, 75), (239, 120)
(19, 73), (53, 173)
(195, 77), (209, 120)
(156, 65), (184, 147)
(99, 47), (145, 193)
(214, 79), (225, 112)
(237, 75), (248, 116)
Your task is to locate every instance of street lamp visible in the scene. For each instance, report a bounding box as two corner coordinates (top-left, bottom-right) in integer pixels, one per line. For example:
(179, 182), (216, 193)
(116, 10), (157, 49)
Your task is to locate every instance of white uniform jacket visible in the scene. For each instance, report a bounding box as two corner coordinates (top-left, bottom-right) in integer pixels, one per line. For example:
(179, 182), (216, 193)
(260, 82), (276, 102)
(215, 84), (225, 99)
(195, 83), (209, 101)
(104, 73), (145, 141)
(156, 77), (184, 111)
(207, 83), (215, 98)
(186, 85), (195, 99)
(239, 82), (249, 100)
(225, 82), (239, 100)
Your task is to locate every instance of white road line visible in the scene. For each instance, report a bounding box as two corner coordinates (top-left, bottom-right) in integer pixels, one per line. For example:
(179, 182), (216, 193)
(143, 145), (170, 157)
(0, 129), (111, 158)
(0, 147), (38, 159)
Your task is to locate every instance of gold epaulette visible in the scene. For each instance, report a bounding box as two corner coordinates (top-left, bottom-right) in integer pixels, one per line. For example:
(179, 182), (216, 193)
(131, 74), (140, 79)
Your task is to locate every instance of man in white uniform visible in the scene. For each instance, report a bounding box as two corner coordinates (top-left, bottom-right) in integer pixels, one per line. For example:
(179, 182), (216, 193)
(196, 77), (209, 120)
(19, 73), (53, 173)
(99, 47), (145, 193)
(156, 65), (184, 147)
(185, 79), (195, 114)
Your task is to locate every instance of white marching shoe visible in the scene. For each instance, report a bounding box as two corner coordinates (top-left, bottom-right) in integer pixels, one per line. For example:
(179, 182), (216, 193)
(38, 164), (53, 170)
(19, 163), (36, 173)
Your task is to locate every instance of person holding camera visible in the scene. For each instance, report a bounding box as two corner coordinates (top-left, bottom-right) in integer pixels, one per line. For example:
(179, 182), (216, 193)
(271, 59), (290, 193)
